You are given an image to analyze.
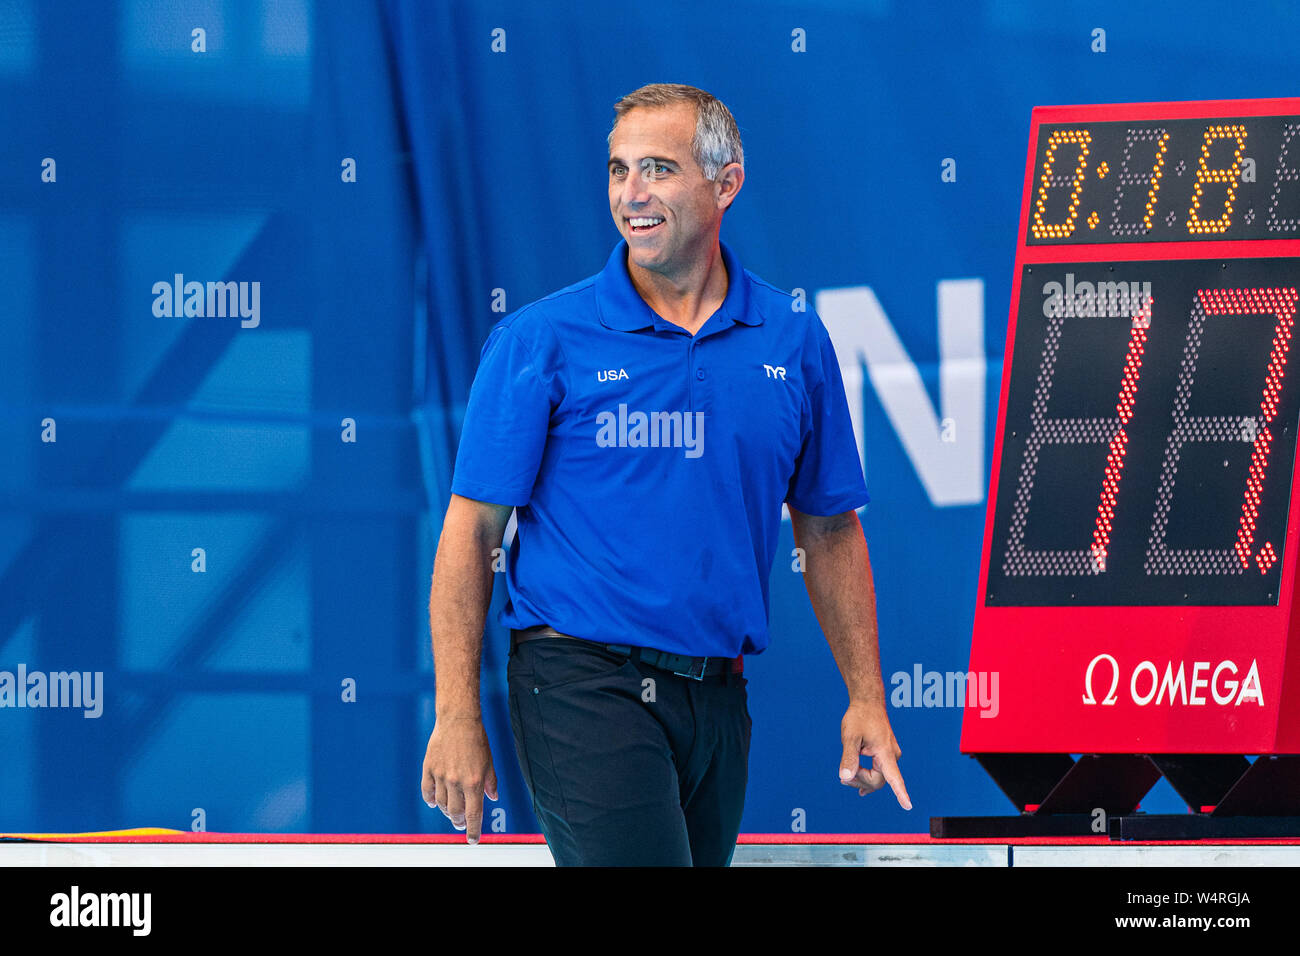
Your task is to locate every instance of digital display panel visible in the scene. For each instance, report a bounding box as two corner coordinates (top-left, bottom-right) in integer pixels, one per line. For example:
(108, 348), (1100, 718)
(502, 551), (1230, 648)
(986, 257), (1300, 606)
(1027, 116), (1300, 244)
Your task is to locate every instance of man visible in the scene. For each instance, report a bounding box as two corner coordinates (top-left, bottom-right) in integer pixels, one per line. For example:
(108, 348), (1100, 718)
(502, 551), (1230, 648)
(421, 83), (908, 866)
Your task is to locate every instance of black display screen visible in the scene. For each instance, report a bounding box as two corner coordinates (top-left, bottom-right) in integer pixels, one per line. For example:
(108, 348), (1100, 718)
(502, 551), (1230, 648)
(986, 257), (1300, 606)
(1026, 117), (1300, 244)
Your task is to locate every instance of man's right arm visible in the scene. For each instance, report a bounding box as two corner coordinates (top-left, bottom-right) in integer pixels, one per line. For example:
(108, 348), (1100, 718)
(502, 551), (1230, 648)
(421, 492), (514, 844)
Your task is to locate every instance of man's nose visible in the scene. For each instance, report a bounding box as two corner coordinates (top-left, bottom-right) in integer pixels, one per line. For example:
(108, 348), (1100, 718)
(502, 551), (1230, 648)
(620, 167), (652, 205)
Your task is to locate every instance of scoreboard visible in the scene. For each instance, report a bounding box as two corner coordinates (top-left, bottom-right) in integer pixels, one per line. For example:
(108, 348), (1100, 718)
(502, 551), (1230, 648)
(961, 99), (1300, 754)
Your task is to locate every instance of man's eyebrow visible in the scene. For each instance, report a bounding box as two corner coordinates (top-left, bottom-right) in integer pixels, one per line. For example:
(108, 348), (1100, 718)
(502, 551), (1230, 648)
(607, 155), (680, 169)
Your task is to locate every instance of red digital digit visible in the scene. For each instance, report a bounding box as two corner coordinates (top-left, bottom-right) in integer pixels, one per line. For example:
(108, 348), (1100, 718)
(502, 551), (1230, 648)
(1091, 297), (1153, 572)
(1145, 286), (1299, 577)
(1003, 289), (1153, 578)
(1199, 287), (1299, 572)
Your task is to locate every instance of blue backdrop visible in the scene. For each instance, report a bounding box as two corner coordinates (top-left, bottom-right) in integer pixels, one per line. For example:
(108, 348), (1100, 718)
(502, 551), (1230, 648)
(3, 0), (1297, 837)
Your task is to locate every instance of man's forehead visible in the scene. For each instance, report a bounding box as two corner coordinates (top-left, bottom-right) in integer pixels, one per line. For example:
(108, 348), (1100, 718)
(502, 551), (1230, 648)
(609, 105), (695, 155)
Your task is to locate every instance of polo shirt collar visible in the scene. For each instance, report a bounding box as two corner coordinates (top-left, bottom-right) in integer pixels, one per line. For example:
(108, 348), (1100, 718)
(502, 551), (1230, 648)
(595, 238), (761, 332)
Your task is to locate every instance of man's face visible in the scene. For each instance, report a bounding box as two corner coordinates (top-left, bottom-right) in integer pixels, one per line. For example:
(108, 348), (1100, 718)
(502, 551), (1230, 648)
(608, 104), (726, 277)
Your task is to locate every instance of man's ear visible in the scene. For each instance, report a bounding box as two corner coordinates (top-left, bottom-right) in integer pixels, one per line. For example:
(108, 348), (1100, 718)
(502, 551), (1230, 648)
(716, 163), (744, 211)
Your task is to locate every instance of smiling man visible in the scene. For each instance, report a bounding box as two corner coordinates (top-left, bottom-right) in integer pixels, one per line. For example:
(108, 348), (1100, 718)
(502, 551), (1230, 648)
(421, 83), (909, 866)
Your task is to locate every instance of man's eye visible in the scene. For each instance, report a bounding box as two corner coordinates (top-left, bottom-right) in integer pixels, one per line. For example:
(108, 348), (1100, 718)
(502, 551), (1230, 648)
(655, 164), (670, 175)
(611, 166), (626, 176)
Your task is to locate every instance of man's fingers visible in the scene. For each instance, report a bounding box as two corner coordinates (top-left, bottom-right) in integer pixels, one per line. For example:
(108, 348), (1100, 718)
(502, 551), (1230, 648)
(840, 743), (913, 810)
(464, 790), (486, 845)
(446, 783), (468, 830)
(422, 723), (494, 843)
(838, 737), (862, 783)
(874, 752), (912, 810)
(838, 765), (885, 793)
(848, 766), (886, 792)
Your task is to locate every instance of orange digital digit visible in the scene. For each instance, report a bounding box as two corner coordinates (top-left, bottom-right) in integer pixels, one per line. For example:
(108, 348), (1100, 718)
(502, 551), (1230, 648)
(1140, 130), (1170, 231)
(1032, 129), (1091, 239)
(1186, 123), (1248, 234)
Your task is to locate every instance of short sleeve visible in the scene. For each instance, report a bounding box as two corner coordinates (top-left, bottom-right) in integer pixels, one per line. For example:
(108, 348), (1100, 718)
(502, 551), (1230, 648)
(450, 323), (552, 507)
(784, 318), (871, 516)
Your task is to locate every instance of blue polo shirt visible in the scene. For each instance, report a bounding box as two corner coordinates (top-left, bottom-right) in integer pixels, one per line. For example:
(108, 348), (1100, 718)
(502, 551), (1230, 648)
(450, 239), (869, 657)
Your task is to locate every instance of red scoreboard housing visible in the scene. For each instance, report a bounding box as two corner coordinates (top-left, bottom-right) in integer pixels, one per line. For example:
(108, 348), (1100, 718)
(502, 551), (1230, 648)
(950, 99), (1300, 837)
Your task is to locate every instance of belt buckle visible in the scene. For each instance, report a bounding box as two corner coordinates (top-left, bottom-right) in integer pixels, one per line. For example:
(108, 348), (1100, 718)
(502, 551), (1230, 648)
(673, 656), (708, 681)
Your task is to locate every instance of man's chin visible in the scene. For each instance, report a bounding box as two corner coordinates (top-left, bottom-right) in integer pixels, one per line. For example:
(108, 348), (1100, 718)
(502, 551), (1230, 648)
(625, 244), (665, 269)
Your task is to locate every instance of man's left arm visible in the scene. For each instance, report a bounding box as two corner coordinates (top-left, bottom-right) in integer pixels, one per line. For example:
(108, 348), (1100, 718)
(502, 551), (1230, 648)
(788, 505), (911, 810)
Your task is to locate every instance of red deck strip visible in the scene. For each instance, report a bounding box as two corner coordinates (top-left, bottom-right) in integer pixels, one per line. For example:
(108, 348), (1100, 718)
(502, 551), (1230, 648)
(8, 832), (1300, 846)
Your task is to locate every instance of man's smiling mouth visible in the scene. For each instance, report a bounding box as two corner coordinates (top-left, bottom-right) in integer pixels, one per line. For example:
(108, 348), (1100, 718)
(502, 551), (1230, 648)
(627, 216), (665, 234)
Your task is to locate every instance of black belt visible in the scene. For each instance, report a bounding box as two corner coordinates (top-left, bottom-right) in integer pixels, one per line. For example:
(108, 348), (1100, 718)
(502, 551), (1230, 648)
(510, 625), (743, 681)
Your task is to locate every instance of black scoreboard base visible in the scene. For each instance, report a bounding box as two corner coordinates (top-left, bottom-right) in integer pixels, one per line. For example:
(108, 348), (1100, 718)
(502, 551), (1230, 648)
(930, 814), (1100, 838)
(931, 813), (1300, 840)
(941, 753), (1300, 840)
(1109, 814), (1300, 841)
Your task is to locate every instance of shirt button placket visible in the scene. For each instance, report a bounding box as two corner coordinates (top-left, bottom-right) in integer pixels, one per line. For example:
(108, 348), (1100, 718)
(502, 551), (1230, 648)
(688, 339), (710, 416)
(687, 338), (696, 412)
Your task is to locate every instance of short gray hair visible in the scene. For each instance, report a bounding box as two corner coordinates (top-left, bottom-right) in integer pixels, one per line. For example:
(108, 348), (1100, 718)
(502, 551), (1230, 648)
(608, 83), (744, 182)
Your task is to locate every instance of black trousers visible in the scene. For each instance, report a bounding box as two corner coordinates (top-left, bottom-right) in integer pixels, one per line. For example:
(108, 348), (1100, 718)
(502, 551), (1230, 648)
(506, 633), (751, 866)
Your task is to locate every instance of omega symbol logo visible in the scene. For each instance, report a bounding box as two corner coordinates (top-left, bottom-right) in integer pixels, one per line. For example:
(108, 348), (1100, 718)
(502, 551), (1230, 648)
(763, 364), (787, 380)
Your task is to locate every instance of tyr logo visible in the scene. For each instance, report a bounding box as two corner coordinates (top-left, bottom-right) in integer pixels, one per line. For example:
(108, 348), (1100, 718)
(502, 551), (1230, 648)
(764, 364), (787, 380)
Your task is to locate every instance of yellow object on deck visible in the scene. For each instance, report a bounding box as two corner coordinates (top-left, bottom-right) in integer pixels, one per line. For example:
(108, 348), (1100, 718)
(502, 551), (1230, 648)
(0, 827), (183, 840)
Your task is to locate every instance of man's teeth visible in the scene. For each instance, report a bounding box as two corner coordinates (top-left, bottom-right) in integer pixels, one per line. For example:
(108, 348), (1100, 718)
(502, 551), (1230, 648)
(629, 218), (664, 228)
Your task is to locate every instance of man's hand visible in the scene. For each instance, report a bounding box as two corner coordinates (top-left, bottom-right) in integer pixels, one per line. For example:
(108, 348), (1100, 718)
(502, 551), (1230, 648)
(421, 717), (499, 844)
(838, 700), (911, 810)
(423, 495), (512, 845)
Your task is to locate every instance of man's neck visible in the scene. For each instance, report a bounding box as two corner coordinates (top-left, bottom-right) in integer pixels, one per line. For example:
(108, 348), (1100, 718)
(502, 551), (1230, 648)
(627, 241), (729, 335)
